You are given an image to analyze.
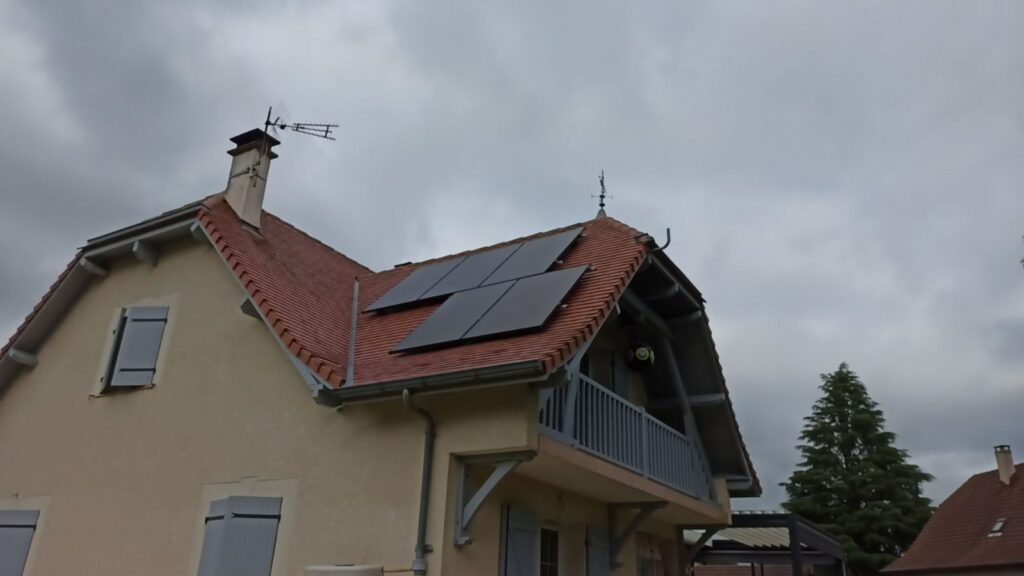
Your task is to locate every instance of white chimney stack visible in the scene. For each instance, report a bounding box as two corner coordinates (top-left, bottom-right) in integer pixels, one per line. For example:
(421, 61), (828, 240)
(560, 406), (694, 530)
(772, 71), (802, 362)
(995, 445), (1015, 485)
(223, 129), (280, 229)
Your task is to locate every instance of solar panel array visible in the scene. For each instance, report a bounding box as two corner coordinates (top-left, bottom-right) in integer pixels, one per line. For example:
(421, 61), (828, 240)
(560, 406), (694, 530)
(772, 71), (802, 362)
(366, 227), (583, 312)
(367, 226), (589, 352)
(393, 265), (587, 351)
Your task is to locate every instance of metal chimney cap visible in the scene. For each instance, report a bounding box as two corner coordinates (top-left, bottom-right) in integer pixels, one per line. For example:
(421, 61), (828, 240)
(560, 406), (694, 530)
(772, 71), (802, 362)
(230, 128), (280, 147)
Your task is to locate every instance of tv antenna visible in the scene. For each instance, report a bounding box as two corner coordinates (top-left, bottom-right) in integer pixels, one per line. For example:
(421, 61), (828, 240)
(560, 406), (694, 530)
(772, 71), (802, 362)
(264, 106), (338, 141)
(592, 170), (613, 216)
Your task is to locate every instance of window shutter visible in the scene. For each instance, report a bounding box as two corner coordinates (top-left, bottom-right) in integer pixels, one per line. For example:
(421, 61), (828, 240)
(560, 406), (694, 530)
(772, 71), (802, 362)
(0, 510), (39, 576)
(197, 496), (282, 576)
(109, 306), (168, 387)
(586, 526), (611, 576)
(502, 504), (539, 576)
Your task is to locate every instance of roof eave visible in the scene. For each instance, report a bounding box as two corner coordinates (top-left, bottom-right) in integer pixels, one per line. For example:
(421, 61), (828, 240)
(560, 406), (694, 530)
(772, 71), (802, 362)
(1, 204), (207, 397)
(318, 359), (550, 406)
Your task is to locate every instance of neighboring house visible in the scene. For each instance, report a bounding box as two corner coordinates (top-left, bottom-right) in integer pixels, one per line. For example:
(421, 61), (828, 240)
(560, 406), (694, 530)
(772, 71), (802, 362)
(883, 446), (1023, 576)
(0, 130), (759, 576)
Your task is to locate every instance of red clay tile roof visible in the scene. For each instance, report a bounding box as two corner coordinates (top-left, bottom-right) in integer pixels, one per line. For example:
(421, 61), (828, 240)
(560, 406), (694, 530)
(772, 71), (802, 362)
(200, 194), (647, 388)
(883, 463), (1024, 573)
(199, 196), (370, 387)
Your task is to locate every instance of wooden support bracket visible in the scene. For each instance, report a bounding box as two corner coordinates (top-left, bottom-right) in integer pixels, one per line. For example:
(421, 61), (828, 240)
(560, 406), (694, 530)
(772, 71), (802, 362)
(455, 451), (535, 546)
(678, 526), (720, 575)
(79, 257), (108, 277)
(131, 240), (158, 266)
(609, 501), (667, 567)
(240, 296), (261, 319)
(7, 349), (38, 368)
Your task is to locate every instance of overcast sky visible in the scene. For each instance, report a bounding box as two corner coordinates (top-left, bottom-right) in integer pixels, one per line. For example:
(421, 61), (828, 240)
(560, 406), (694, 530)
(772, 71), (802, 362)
(1, 0), (1022, 508)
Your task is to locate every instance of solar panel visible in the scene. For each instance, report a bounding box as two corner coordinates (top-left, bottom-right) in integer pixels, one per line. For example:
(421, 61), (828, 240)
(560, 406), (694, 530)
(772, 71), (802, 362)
(465, 265), (587, 340)
(392, 281), (514, 351)
(366, 256), (466, 311)
(420, 243), (521, 299)
(483, 227), (583, 285)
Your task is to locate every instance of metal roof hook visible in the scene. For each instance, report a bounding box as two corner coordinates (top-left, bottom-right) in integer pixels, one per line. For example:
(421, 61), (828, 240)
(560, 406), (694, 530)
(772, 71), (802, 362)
(651, 228), (671, 253)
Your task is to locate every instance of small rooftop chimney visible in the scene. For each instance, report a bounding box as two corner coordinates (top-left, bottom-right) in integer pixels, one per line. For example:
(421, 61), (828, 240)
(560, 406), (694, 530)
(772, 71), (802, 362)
(995, 445), (1015, 485)
(224, 129), (280, 228)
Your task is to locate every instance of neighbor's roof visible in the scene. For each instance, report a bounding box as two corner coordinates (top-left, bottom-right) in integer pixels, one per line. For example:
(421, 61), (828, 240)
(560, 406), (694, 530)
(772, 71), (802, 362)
(199, 195), (647, 387)
(883, 463), (1024, 573)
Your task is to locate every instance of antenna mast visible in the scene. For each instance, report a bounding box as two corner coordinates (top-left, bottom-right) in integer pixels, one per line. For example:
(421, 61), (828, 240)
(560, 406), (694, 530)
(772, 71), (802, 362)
(592, 170), (613, 217)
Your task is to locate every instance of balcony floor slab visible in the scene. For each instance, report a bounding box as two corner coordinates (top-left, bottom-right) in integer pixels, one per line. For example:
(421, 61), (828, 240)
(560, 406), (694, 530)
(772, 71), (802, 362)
(515, 436), (730, 526)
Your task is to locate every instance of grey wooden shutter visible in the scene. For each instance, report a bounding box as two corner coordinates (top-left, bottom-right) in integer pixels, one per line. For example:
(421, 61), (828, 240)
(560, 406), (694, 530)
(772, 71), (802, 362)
(0, 510), (39, 576)
(109, 306), (168, 387)
(197, 496), (282, 576)
(586, 526), (610, 576)
(502, 504), (539, 576)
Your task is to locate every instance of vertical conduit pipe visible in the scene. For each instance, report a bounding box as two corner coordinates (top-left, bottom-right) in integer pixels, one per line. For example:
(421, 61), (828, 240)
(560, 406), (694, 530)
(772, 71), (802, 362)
(403, 389), (435, 576)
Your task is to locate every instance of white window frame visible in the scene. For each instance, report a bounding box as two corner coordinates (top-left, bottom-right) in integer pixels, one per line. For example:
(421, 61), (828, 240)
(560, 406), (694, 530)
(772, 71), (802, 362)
(540, 525), (564, 576)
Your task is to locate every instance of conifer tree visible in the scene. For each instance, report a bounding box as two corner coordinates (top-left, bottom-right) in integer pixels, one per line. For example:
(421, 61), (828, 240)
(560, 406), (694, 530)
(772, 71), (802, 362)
(782, 363), (932, 576)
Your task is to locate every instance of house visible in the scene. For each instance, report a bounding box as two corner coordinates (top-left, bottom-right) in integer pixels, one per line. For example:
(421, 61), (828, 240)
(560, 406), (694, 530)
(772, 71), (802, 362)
(0, 129), (759, 576)
(883, 446), (1023, 576)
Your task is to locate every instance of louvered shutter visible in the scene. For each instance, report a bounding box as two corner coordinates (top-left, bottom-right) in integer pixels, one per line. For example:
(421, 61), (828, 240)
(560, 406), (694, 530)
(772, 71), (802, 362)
(586, 526), (611, 576)
(197, 496), (282, 576)
(109, 306), (168, 387)
(0, 510), (39, 576)
(503, 504), (539, 576)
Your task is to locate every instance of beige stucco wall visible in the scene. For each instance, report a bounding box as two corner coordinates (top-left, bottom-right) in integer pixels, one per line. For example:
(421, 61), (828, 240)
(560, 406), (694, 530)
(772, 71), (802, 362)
(0, 235), (695, 576)
(0, 237), (522, 575)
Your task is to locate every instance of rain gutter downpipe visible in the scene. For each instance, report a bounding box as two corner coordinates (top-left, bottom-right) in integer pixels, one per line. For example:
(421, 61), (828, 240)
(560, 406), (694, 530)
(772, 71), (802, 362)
(403, 389), (435, 576)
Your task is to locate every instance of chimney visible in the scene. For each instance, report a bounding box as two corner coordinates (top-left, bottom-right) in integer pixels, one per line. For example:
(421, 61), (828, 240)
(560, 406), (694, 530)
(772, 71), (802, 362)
(995, 445), (1015, 485)
(223, 129), (280, 228)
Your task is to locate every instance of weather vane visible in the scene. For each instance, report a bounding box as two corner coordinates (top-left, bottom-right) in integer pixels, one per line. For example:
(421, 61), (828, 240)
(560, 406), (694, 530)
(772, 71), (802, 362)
(263, 106), (338, 141)
(592, 170), (613, 216)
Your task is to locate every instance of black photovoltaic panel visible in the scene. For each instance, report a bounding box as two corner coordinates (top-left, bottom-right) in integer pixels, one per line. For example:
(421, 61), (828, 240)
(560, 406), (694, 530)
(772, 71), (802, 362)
(483, 227), (583, 285)
(420, 243), (521, 299)
(464, 265), (588, 340)
(393, 281), (514, 351)
(366, 256), (466, 311)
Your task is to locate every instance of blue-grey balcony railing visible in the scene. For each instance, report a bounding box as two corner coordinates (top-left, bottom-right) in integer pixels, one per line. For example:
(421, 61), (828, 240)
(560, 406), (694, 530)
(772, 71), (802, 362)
(539, 372), (714, 501)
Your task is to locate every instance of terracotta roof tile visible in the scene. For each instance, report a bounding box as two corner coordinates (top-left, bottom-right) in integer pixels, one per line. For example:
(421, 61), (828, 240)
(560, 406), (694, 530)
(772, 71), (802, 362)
(200, 196), (370, 387)
(884, 463), (1024, 572)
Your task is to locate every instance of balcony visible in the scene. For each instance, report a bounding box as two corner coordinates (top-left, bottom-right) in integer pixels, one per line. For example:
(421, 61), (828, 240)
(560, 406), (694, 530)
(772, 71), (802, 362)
(538, 372), (714, 502)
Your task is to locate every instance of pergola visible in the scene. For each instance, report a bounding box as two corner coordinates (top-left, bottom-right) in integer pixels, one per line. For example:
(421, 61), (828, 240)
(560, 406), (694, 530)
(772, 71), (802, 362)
(690, 512), (846, 576)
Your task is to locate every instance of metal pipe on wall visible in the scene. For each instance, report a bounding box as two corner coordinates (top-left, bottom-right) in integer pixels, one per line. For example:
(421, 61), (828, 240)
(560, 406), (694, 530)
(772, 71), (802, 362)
(403, 389), (435, 576)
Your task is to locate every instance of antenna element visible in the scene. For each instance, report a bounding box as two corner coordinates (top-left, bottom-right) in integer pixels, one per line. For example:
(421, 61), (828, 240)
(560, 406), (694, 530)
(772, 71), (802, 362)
(264, 106), (338, 141)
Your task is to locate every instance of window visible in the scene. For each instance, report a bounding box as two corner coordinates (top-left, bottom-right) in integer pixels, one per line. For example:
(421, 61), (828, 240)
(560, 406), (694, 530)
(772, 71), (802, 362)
(0, 509), (39, 576)
(197, 496), (282, 576)
(103, 306), (169, 389)
(989, 518), (1006, 537)
(540, 528), (559, 576)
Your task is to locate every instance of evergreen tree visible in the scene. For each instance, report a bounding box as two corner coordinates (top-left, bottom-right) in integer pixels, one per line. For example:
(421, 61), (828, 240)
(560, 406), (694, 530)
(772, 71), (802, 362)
(782, 363), (932, 576)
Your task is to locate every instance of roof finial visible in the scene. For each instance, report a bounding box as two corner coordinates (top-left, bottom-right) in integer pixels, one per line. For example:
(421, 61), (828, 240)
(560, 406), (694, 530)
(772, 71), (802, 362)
(593, 170), (613, 217)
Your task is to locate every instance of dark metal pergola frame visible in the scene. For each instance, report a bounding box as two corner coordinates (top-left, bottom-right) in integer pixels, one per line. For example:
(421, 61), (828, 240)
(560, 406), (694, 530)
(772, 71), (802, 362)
(694, 513), (847, 576)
